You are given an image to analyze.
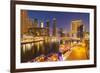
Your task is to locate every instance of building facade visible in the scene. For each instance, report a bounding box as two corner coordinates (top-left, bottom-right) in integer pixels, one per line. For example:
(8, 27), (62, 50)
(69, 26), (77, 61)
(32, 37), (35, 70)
(21, 10), (50, 37)
(21, 10), (32, 35)
(52, 18), (57, 36)
(71, 20), (84, 38)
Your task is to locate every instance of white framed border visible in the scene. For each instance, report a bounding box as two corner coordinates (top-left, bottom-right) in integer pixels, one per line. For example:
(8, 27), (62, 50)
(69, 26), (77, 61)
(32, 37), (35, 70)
(15, 4), (94, 69)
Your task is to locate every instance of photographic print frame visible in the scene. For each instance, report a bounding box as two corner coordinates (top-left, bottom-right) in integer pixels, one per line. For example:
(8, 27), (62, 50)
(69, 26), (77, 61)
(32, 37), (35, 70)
(11, 0), (96, 73)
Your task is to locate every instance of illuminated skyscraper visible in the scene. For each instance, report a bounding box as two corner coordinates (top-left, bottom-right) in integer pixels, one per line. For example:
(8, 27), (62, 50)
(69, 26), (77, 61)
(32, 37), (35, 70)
(52, 18), (57, 36)
(71, 20), (85, 38)
(59, 28), (64, 37)
(71, 20), (82, 38)
(46, 20), (50, 36)
(77, 24), (84, 38)
(71, 20), (82, 33)
(40, 20), (44, 28)
(33, 18), (38, 27)
(21, 10), (32, 35)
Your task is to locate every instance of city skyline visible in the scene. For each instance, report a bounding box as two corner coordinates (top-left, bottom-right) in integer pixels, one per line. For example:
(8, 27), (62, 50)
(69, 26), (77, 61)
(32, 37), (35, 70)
(27, 10), (90, 32)
(21, 10), (90, 63)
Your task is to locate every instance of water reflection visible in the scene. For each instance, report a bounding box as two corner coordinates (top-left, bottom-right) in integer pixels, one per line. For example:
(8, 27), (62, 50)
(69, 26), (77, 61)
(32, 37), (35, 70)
(21, 39), (59, 62)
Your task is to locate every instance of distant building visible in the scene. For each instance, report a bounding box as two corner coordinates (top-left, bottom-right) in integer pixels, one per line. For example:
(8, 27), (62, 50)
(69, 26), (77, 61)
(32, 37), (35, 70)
(33, 18), (38, 27)
(29, 19), (49, 36)
(40, 20), (44, 28)
(71, 20), (84, 38)
(21, 10), (32, 35)
(21, 10), (49, 37)
(59, 28), (65, 37)
(77, 24), (84, 38)
(71, 20), (82, 33)
(46, 20), (50, 36)
(84, 32), (89, 40)
(52, 18), (57, 36)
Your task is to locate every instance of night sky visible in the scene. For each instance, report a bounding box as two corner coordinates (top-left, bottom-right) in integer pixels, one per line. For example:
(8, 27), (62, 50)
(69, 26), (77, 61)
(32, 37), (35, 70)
(27, 10), (90, 32)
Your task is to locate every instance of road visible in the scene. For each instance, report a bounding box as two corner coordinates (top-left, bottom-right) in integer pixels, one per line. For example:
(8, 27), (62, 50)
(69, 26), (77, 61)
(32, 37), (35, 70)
(63, 44), (89, 60)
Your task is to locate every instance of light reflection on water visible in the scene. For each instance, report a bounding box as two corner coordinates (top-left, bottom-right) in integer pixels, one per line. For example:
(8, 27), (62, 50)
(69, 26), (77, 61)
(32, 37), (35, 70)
(21, 40), (59, 62)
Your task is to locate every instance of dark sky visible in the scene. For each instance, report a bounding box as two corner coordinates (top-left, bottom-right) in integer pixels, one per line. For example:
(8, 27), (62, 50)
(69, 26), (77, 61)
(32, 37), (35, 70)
(27, 10), (89, 32)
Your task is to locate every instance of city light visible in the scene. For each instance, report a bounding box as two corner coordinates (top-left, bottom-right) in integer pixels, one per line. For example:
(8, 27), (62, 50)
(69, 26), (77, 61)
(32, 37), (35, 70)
(21, 10), (89, 63)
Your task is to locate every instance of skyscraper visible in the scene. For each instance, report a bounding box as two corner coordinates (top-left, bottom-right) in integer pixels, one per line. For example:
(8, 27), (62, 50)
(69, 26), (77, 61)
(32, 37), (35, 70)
(21, 10), (32, 35)
(71, 20), (82, 33)
(46, 20), (50, 36)
(59, 28), (64, 37)
(33, 18), (38, 27)
(77, 24), (84, 38)
(71, 20), (82, 38)
(52, 18), (57, 36)
(40, 20), (44, 28)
